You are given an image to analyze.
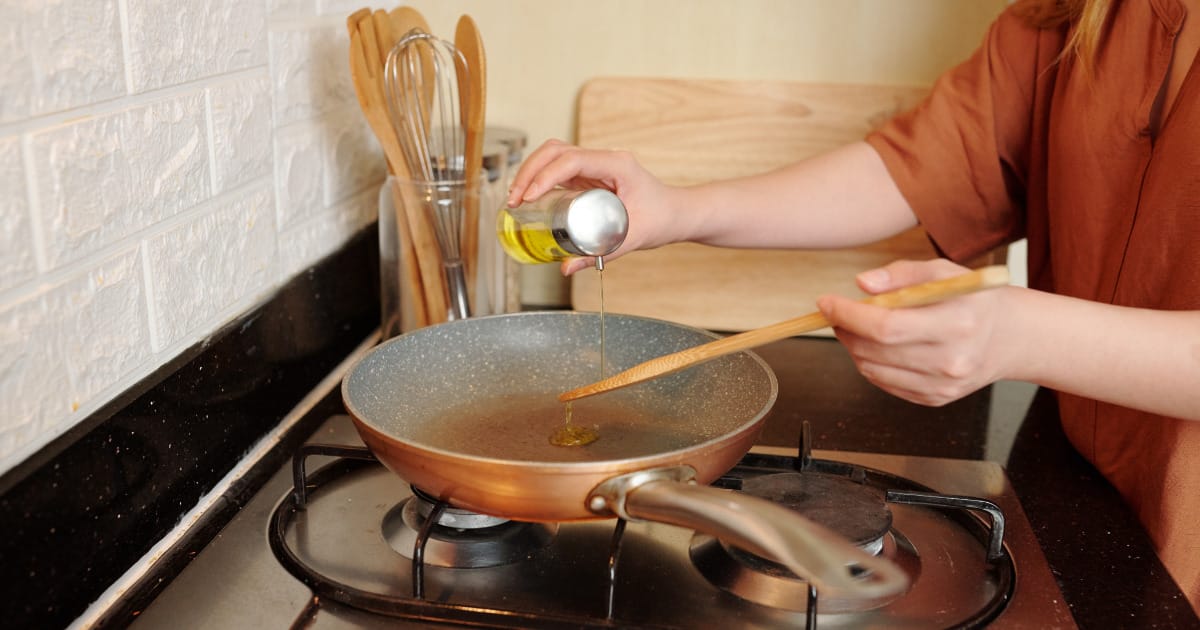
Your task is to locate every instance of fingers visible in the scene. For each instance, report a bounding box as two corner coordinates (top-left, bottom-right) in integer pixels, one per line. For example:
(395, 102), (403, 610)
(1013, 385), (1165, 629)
(506, 140), (635, 207)
(855, 258), (967, 294)
(830, 320), (988, 406)
(560, 257), (594, 276)
(845, 354), (970, 407)
(818, 293), (936, 346)
(507, 139), (572, 206)
(818, 259), (1006, 406)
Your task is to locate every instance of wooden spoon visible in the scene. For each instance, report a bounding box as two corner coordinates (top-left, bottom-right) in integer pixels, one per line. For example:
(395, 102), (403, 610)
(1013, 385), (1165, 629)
(558, 265), (1011, 402)
(390, 6), (434, 137)
(389, 6), (431, 41)
(455, 15), (487, 303)
(348, 15), (446, 325)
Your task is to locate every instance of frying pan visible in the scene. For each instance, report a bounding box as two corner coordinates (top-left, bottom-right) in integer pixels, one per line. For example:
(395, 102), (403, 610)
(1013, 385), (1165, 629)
(343, 311), (908, 599)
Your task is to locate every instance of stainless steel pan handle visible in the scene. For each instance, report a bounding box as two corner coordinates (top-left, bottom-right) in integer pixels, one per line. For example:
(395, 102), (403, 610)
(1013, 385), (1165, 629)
(589, 467), (910, 601)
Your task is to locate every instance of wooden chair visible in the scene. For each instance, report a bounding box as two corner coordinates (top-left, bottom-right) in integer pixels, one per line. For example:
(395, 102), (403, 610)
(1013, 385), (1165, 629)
(571, 76), (967, 333)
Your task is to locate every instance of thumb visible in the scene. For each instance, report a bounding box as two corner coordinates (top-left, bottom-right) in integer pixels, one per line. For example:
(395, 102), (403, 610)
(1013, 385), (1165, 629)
(856, 259), (966, 294)
(560, 256), (594, 276)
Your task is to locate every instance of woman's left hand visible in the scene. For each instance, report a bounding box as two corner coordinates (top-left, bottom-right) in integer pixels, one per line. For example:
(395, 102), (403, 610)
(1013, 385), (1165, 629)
(816, 258), (1017, 406)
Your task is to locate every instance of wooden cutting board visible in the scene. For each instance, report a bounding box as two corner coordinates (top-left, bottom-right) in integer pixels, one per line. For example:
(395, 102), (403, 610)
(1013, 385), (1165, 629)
(570, 76), (941, 333)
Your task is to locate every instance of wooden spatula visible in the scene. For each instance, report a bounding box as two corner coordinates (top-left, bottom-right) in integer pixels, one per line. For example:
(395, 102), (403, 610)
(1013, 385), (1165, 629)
(558, 265), (1011, 402)
(455, 15), (486, 304)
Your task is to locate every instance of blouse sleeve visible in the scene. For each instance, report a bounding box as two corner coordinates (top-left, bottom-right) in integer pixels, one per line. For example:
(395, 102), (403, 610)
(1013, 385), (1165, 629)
(864, 8), (1062, 262)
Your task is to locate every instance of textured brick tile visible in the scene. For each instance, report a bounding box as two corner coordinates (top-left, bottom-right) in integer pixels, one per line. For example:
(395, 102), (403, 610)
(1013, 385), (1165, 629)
(126, 0), (267, 92)
(147, 185), (278, 349)
(0, 8), (35, 122)
(277, 184), (375, 279)
(0, 1), (125, 122)
(208, 73), (273, 193)
(0, 136), (36, 291)
(268, 22), (354, 127)
(30, 93), (211, 270)
(274, 118), (325, 229)
(61, 250), (150, 408)
(317, 0), (365, 16)
(323, 107), (386, 205)
(269, 0), (314, 18)
(0, 248), (148, 463)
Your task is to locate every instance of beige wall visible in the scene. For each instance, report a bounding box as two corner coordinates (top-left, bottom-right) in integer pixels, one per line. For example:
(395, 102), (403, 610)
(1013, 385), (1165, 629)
(412, 0), (1008, 148)
(411, 0), (1013, 303)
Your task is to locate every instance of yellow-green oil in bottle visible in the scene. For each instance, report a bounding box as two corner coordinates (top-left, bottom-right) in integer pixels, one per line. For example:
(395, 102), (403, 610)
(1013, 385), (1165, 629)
(496, 207), (570, 264)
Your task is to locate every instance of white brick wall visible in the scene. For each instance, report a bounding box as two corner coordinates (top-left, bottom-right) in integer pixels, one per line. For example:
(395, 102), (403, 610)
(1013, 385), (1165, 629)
(0, 1), (385, 474)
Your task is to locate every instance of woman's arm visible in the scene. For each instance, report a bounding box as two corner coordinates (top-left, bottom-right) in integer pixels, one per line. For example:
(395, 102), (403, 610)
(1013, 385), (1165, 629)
(507, 140), (919, 274)
(818, 259), (1200, 420)
(678, 141), (919, 249)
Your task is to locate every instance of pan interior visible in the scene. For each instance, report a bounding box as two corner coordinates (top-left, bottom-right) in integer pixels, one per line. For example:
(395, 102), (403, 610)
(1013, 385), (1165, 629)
(344, 312), (777, 463)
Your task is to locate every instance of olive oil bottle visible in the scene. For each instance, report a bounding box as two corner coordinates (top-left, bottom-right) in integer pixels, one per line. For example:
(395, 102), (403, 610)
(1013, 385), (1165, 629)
(496, 189), (629, 265)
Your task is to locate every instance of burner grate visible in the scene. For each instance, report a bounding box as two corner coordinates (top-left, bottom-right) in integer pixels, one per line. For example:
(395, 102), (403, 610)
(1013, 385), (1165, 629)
(269, 439), (1016, 629)
(270, 444), (656, 628)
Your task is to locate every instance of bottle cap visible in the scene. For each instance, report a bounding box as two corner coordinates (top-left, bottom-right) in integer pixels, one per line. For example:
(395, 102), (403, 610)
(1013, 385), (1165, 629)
(556, 189), (628, 256)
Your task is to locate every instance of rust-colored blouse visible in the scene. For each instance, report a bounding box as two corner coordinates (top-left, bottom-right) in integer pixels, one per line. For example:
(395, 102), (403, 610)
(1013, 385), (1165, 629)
(866, 0), (1200, 613)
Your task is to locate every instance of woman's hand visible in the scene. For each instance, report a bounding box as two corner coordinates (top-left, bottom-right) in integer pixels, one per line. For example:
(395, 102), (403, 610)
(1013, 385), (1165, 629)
(816, 259), (1018, 406)
(506, 140), (686, 275)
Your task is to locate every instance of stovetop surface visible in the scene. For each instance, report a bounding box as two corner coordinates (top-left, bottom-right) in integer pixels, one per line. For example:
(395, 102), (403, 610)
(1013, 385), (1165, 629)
(130, 415), (1074, 629)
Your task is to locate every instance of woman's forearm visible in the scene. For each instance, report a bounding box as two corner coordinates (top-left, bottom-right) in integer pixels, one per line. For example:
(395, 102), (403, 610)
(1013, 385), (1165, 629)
(674, 142), (920, 249)
(1002, 289), (1200, 420)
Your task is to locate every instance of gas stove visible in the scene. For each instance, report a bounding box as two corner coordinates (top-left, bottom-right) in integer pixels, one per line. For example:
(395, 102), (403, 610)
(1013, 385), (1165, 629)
(129, 413), (1074, 629)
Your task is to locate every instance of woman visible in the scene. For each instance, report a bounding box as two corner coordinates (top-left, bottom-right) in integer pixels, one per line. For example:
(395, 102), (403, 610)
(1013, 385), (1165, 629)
(506, 0), (1200, 613)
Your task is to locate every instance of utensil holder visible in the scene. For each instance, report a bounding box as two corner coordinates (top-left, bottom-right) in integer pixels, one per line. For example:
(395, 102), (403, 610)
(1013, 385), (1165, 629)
(378, 177), (421, 338)
(379, 163), (515, 338)
(479, 139), (523, 316)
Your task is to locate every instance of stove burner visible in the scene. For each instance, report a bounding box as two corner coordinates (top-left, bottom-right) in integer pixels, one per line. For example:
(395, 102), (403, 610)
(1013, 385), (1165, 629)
(381, 496), (557, 568)
(741, 472), (893, 554)
(690, 528), (918, 613)
(409, 486), (510, 529)
(691, 471), (911, 613)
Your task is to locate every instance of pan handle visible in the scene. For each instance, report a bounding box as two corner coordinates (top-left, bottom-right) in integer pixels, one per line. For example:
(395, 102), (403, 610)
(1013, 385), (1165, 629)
(589, 466), (910, 601)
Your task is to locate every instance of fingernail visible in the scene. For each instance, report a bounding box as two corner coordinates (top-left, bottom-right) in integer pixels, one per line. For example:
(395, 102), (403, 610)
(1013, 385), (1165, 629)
(816, 296), (832, 312)
(858, 268), (889, 290)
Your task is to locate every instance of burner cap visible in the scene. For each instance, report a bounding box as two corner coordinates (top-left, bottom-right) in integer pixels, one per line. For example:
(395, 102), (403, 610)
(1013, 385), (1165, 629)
(410, 486), (510, 529)
(740, 472), (892, 550)
(381, 498), (557, 568)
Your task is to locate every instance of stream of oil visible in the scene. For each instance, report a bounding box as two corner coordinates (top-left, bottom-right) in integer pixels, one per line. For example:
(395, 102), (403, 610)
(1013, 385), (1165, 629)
(549, 263), (605, 447)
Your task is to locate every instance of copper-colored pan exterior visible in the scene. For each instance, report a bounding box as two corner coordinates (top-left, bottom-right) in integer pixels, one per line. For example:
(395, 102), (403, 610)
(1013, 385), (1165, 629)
(352, 410), (765, 521)
(342, 312), (778, 522)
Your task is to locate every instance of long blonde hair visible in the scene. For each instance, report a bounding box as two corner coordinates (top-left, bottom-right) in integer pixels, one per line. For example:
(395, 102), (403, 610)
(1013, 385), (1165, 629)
(1014, 0), (1113, 73)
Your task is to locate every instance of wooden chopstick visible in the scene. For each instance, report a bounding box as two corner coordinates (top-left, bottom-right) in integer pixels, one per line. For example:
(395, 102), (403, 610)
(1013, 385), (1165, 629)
(558, 265), (1011, 402)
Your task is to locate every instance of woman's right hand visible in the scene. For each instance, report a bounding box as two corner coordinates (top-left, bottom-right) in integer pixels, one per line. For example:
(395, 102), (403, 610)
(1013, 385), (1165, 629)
(506, 139), (685, 275)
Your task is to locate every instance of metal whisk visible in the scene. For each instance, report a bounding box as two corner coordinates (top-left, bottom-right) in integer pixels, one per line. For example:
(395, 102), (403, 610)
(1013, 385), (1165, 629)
(384, 30), (472, 319)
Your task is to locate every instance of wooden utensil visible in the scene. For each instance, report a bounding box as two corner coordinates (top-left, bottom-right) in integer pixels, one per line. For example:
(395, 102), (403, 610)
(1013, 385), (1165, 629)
(389, 6), (431, 46)
(558, 265), (1011, 402)
(390, 7), (434, 131)
(347, 13), (446, 325)
(455, 15), (487, 302)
